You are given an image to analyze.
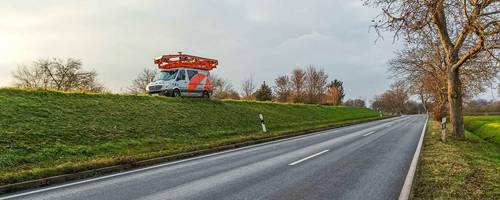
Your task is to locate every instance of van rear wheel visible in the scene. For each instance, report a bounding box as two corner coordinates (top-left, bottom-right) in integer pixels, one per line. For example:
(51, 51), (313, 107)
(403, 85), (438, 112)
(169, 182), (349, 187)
(202, 91), (210, 98)
(173, 89), (181, 97)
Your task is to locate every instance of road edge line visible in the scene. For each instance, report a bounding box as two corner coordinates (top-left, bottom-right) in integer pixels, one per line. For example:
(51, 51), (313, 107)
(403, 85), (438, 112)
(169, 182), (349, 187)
(398, 115), (428, 200)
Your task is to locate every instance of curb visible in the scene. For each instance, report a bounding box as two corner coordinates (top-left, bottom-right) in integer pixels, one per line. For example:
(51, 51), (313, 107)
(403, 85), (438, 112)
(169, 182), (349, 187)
(399, 115), (428, 200)
(0, 116), (395, 195)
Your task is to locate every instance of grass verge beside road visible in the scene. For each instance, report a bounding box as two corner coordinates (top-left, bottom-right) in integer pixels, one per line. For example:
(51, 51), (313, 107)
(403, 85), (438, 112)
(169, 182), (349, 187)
(0, 88), (381, 186)
(412, 116), (500, 199)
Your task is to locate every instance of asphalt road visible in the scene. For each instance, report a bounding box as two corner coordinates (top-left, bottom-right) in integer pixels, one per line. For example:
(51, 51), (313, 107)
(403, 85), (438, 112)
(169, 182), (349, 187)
(2, 115), (427, 200)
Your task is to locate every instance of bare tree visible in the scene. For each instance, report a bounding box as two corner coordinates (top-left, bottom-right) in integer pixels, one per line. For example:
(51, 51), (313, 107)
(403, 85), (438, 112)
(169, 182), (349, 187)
(372, 82), (410, 114)
(274, 75), (292, 102)
(129, 68), (158, 94)
(390, 39), (498, 120)
(12, 58), (104, 92)
(304, 66), (328, 104)
(210, 74), (240, 100)
(290, 68), (306, 103)
(367, 0), (500, 138)
(12, 64), (51, 89)
(241, 75), (256, 100)
(324, 79), (345, 105)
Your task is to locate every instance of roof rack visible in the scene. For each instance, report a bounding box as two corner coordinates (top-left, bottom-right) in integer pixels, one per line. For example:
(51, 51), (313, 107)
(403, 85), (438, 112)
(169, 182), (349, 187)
(154, 52), (218, 71)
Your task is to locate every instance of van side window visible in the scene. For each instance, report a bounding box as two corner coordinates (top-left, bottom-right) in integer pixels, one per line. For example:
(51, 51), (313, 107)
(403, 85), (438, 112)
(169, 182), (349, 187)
(187, 70), (198, 80)
(177, 70), (186, 81)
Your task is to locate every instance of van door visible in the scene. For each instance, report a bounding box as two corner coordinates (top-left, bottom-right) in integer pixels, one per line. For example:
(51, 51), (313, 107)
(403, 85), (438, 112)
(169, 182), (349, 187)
(176, 69), (188, 95)
(187, 69), (202, 96)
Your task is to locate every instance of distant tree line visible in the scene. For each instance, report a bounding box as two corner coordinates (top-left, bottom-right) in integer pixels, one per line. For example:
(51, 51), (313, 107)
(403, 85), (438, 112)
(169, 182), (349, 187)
(222, 66), (352, 106)
(128, 65), (354, 106)
(11, 59), (363, 108)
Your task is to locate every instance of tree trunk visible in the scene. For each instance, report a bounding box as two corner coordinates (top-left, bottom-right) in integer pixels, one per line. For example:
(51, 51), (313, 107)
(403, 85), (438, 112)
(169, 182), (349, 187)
(447, 68), (465, 139)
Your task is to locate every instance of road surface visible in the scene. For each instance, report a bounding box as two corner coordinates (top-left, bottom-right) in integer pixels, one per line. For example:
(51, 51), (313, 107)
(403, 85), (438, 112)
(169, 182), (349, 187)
(2, 115), (427, 200)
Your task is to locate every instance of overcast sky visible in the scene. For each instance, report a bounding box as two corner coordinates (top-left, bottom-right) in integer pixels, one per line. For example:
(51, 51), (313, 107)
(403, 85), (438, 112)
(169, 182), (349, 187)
(0, 0), (496, 100)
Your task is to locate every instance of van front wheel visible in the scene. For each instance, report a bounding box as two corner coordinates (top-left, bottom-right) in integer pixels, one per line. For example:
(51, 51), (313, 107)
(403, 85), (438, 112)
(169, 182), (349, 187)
(173, 89), (181, 97)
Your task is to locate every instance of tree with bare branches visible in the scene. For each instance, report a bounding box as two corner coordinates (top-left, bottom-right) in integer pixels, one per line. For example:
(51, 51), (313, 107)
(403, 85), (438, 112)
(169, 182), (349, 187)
(290, 68), (306, 103)
(367, 0), (500, 138)
(372, 81), (410, 114)
(304, 66), (328, 104)
(390, 40), (498, 121)
(274, 75), (292, 102)
(324, 79), (345, 105)
(129, 68), (158, 94)
(241, 75), (256, 100)
(12, 58), (105, 92)
(210, 74), (240, 100)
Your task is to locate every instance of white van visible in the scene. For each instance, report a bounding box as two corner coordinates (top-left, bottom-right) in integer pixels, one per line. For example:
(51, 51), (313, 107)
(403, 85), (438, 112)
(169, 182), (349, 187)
(146, 67), (212, 98)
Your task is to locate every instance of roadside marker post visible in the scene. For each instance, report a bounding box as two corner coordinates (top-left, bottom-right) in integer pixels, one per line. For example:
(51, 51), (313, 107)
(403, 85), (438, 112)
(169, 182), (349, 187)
(259, 114), (267, 133)
(441, 117), (446, 142)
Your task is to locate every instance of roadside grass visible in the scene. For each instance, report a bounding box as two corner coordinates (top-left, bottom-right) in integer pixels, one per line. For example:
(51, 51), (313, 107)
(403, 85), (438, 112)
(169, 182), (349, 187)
(0, 88), (380, 185)
(412, 118), (500, 199)
(464, 115), (500, 146)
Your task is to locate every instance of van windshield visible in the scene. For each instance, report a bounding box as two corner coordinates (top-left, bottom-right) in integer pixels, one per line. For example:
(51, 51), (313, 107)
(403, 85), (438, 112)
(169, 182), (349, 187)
(154, 70), (178, 81)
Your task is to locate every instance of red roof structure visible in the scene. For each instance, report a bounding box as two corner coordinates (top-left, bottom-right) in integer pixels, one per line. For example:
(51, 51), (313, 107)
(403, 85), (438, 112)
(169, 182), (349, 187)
(154, 52), (218, 71)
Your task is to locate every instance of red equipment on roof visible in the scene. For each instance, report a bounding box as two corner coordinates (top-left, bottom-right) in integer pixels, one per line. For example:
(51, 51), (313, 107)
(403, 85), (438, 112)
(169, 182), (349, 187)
(154, 52), (218, 71)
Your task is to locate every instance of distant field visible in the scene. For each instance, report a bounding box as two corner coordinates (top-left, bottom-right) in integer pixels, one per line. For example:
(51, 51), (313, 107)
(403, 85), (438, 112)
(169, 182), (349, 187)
(464, 115), (500, 145)
(0, 88), (380, 185)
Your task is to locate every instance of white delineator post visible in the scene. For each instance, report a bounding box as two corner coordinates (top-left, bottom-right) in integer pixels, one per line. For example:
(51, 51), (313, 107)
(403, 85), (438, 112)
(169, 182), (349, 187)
(259, 114), (267, 133)
(441, 117), (447, 142)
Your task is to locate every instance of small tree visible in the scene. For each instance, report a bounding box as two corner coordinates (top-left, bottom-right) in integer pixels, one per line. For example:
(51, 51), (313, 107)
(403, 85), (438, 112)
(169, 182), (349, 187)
(304, 66), (328, 104)
(210, 74), (240, 100)
(290, 68), (306, 103)
(129, 68), (158, 94)
(255, 81), (273, 101)
(324, 79), (345, 105)
(241, 75), (256, 100)
(274, 75), (292, 102)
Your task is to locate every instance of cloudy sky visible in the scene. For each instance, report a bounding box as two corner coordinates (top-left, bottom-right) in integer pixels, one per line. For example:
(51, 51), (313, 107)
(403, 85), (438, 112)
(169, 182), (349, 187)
(3, 0), (492, 101)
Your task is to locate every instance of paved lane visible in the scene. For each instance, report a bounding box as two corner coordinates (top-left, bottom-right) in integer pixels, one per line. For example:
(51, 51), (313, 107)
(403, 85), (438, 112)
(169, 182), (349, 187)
(2, 115), (427, 200)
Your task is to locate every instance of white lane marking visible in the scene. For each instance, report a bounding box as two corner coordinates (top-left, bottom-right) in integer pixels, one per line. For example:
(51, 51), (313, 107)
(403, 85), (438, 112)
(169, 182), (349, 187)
(363, 131), (376, 137)
(386, 124), (392, 127)
(288, 150), (329, 166)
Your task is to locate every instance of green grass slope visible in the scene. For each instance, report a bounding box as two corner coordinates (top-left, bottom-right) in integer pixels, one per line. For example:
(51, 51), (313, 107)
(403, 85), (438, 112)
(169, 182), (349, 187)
(0, 88), (380, 185)
(464, 116), (500, 145)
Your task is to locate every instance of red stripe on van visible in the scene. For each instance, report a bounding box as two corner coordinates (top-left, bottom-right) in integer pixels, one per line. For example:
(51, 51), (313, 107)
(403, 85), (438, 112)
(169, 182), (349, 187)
(188, 73), (207, 91)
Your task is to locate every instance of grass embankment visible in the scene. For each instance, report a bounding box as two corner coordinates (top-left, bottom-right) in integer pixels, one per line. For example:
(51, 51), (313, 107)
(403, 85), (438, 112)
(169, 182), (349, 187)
(412, 116), (500, 199)
(0, 88), (380, 185)
(464, 115), (500, 146)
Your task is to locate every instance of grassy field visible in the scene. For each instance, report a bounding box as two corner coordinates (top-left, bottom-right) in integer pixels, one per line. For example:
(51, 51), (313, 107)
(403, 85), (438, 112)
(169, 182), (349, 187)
(464, 115), (500, 146)
(0, 88), (380, 185)
(412, 116), (500, 199)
